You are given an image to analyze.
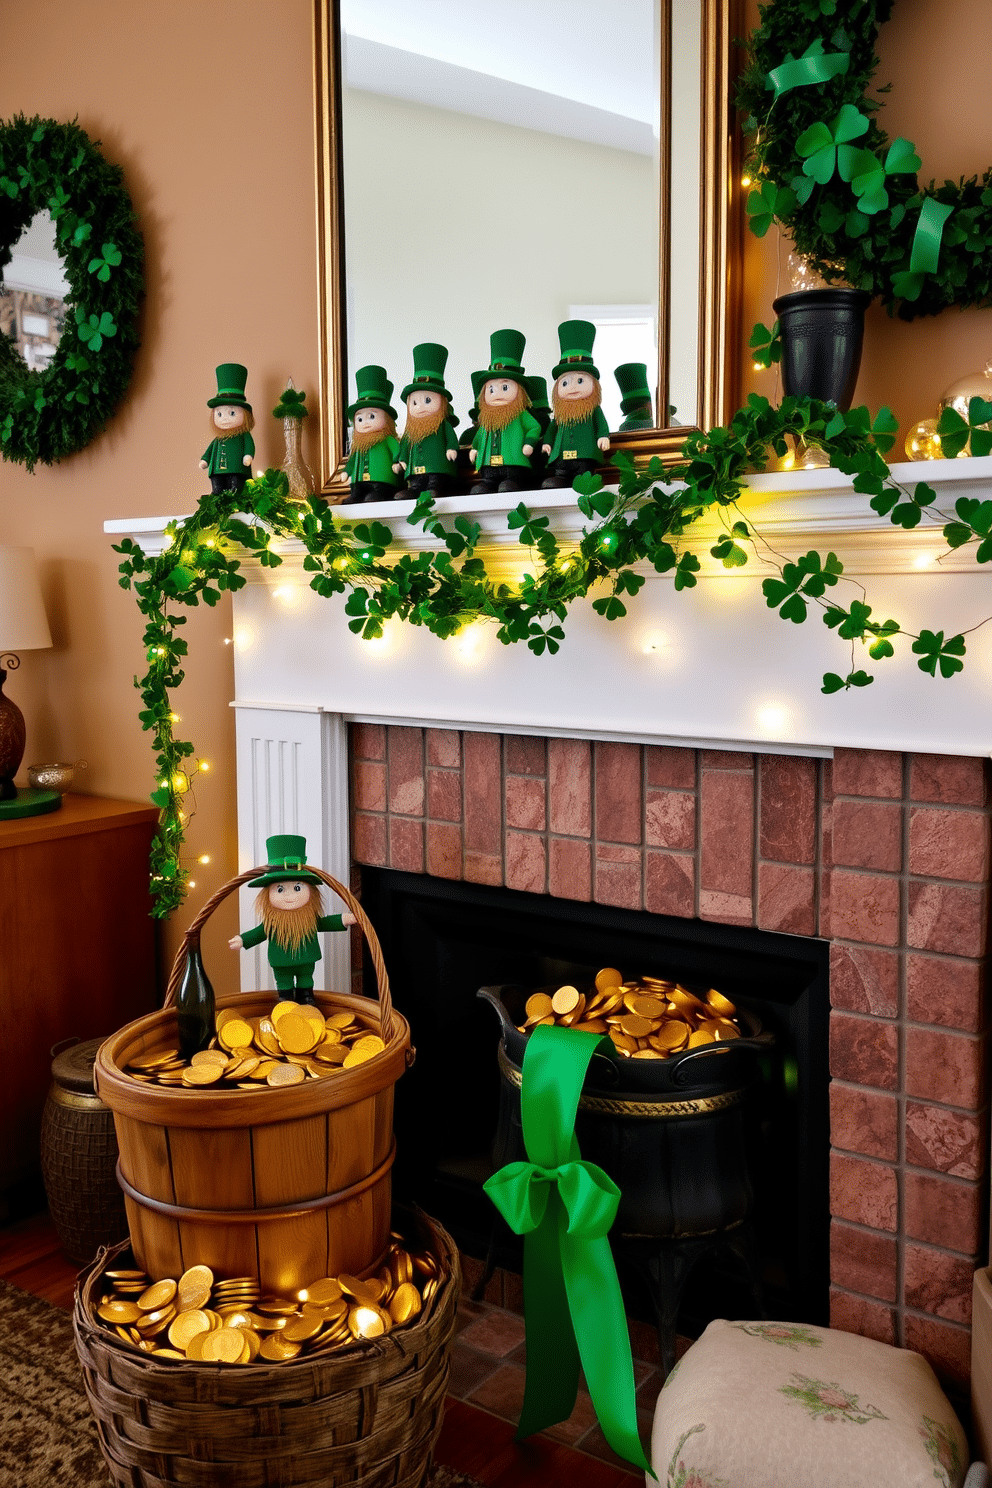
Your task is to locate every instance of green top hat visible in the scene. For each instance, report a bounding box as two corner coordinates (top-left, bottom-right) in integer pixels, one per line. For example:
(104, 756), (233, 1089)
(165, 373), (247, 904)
(207, 363), (252, 410)
(552, 320), (600, 382)
(400, 342), (453, 403)
(524, 375), (550, 411)
(484, 328), (528, 387)
(248, 833), (324, 887)
(614, 362), (652, 415)
(347, 364), (397, 421)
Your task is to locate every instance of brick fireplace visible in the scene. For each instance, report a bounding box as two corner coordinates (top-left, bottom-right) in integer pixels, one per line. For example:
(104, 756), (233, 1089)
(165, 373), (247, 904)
(350, 722), (991, 1388)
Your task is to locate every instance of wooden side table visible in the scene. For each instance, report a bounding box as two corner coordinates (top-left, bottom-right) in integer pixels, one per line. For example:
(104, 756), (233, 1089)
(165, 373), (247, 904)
(0, 793), (159, 1201)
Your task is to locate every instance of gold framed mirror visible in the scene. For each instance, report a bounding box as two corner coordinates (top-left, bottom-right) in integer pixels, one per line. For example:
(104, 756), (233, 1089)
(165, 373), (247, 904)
(314, 0), (740, 498)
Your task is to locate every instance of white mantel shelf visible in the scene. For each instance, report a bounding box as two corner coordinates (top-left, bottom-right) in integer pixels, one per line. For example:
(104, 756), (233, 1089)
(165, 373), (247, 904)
(106, 459), (992, 761)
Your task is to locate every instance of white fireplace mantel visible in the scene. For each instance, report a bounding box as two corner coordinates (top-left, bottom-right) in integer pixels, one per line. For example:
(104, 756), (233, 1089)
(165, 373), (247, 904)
(107, 460), (992, 991)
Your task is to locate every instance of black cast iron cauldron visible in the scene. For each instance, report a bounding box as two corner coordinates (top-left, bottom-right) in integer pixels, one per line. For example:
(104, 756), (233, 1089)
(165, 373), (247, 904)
(479, 984), (773, 1240)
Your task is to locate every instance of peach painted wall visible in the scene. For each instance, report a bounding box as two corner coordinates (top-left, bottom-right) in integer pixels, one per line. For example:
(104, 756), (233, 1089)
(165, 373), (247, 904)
(0, 0), (322, 994)
(740, 0), (992, 429)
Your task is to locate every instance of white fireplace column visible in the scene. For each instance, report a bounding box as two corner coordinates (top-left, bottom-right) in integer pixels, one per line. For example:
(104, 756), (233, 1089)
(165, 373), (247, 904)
(233, 703), (351, 994)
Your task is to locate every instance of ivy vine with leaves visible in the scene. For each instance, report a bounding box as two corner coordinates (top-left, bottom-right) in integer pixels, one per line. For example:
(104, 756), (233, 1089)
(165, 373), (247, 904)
(117, 389), (992, 916)
(737, 0), (992, 317)
(0, 114), (143, 469)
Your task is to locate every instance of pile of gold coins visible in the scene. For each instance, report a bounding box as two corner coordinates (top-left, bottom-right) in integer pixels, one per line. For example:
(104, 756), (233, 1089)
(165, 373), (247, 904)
(124, 1001), (386, 1089)
(93, 1233), (442, 1364)
(516, 967), (742, 1060)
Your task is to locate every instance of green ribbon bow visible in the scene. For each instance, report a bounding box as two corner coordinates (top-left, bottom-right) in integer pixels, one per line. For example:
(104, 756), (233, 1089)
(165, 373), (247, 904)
(893, 196), (955, 302)
(766, 39), (850, 101)
(483, 1025), (655, 1476)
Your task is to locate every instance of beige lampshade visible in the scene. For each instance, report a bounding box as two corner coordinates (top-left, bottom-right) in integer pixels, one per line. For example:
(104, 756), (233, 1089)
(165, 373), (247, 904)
(0, 546), (52, 652)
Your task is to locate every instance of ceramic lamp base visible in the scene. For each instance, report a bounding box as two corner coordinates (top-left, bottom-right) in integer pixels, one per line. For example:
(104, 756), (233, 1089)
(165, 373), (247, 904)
(0, 787), (62, 819)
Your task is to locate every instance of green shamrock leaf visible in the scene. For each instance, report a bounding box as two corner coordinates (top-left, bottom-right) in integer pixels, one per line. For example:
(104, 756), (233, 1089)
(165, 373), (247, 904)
(885, 137), (922, 176)
(272, 386), (309, 419)
(746, 180), (797, 237)
(797, 104), (869, 187)
(912, 630), (966, 678)
(748, 320), (782, 370)
(87, 242), (122, 282)
(75, 308), (118, 352)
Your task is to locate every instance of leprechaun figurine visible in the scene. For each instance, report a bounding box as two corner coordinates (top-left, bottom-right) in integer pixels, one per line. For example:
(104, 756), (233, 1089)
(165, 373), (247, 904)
(199, 363), (255, 494)
(344, 365), (402, 504)
(393, 343), (460, 497)
(541, 321), (610, 488)
(524, 374), (551, 475)
(228, 834), (356, 1004)
(615, 362), (654, 432)
(470, 329), (543, 495)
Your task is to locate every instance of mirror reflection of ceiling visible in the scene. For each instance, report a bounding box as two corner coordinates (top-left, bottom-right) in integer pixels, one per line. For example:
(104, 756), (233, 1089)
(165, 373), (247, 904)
(341, 0), (658, 155)
(0, 210), (68, 372)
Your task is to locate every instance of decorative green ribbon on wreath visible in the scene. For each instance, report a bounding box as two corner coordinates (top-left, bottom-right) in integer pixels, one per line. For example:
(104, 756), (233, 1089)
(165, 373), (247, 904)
(766, 39), (850, 101)
(483, 1024), (655, 1476)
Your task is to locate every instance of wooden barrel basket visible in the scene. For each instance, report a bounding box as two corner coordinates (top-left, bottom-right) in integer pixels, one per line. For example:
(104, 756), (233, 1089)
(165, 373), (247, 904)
(94, 865), (413, 1294)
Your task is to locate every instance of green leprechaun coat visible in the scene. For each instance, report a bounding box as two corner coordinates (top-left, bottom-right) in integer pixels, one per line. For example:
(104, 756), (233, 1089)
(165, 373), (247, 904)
(202, 431), (255, 476)
(240, 913), (346, 969)
(397, 421), (459, 476)
(346, 436), (401, 487)
(543, 407), (610, 463)
(471, 409), (542, 470)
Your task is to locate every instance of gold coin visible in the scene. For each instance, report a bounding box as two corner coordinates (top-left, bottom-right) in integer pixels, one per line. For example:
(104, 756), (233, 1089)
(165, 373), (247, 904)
(389, 1282), (422, 1325)
(551, 985), (580, 1016)
(524, 992), (554, 1019)
(348, 1304), (385, 1339)
(618, 1014), (654, 1038)
(129, 1047), (181, 1069)
(277, 1015), (319, 1054)
(296, 1003), (326, 1027)
(597, 991), (625, 1014)
(213, 1276), (256, 1290)
(422, 1277), (439, 1306)
(342, 1046), (377, 1068)
(190, 1049), (229, 1066)
(239, 1327), (262, 1361)
(687, 1027), (717, 1047)
(256, 1297), (298, 1315)
(338, 1274), (378, 1304)
(624, 993), (667, 1019)
(138, 1278), (177, 1311)
(324, 1011), (356, 1030)
(671, 987), (708, 1015)
(105, 1269), (148, 1281)
(168, 1310), (212, 1350)
(200, 1327), (247, 1363)
(218, 1018), (254, 1050)
(282, 1311), (325, 1342)
(305, 1278), (344, 1306)
(713, 1020), (741, 1040)
(632, 1049), (664, 1059)
(182, 1064), (222, 1087)
(98, 1300), (142, 1324)
(351, 1034), (385, 1057)
(215, 1007), (242, 1030)
(178, 1265), (214, 1299)
(391, 1251), (413, 1288)
(269, 1000), (300, 1025)
(184, 1329), (211, 1360)
(267, 1062), (305, 1086)
(321, 1027), (342, 1045)
(248, 1059), (279, 1080)
(260, 1333), (302, 1360)
(314, 1044), (348, 1065)
(594, 967), (623, 993)
(154, 1348), (186, 1360)
(255, 1023), (282, 1057)
(706, 988), (737, 1016)
(652, 1020), (691, 1049)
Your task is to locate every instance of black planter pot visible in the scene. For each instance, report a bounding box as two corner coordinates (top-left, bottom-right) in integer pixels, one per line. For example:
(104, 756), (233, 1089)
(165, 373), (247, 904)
(772, 287), (872, 410)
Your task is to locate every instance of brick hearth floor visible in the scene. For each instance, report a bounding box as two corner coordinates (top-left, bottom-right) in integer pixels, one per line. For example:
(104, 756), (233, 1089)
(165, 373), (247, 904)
(0, 1211), (647, 1488)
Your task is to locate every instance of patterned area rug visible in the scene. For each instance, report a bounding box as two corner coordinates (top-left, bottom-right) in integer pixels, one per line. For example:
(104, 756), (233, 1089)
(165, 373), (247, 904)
(0, 1278), (482, 1488)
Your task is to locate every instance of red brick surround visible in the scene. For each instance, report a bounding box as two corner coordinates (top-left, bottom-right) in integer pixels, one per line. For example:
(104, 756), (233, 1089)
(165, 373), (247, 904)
(351, 724), (991, 1386)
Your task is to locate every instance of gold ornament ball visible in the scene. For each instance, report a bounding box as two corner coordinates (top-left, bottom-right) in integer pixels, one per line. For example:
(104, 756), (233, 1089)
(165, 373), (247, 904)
(904, 419), (944, 462)
(938, 361), (992, 457)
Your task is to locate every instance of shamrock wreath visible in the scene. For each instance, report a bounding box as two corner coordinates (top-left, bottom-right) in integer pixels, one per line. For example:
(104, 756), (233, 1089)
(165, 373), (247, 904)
(0, 115), (143, 470)
(737, 0), (992, 319)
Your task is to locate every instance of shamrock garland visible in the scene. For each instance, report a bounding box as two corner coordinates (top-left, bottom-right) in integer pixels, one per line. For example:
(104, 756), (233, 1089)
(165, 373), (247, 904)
(0, 115), (143, 470)
(737, 1), (992, 317)
(116, 391), (992, 917)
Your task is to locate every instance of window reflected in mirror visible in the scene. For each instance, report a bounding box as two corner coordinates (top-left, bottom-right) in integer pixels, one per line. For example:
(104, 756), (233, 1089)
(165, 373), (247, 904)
(339, 0), (699, 438)
(0, 210), (68, 372)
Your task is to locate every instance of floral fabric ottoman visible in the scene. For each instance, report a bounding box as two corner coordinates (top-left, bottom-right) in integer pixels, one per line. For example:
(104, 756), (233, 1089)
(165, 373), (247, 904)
(650, 1319), (968, 1488)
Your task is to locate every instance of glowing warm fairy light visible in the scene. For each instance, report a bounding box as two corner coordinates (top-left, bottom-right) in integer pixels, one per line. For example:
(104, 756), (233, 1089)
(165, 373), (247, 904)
(757, 704), (789, 733)
(198, 759), (211, 772)
(641, 630), (668, 655)
(172, 773), (189, 793)
(454, 624), (485, 665)
(169, 712), (181, 724)
(753, 362), (764, 372)
(741, 174), (752, 187)
(223, 637), (233, 645)
(913, 552), (934, 569)
(334, 556), (349, 570)
(197, 854), (211, 865)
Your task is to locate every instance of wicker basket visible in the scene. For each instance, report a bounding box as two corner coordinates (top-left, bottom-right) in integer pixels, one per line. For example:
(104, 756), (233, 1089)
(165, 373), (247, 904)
(72, 1209), (460, 1488)
(94, 865), (413, 1293)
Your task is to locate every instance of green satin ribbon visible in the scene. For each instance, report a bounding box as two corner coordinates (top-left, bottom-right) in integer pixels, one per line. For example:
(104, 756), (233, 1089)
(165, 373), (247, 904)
(766, 40), (850, 101)
(483, 1025), (655, 1476)
(895, 196), (954, 301)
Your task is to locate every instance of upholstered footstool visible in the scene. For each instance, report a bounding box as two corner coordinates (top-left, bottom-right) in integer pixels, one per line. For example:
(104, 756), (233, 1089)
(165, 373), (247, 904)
(650, 1319), (975, 1488)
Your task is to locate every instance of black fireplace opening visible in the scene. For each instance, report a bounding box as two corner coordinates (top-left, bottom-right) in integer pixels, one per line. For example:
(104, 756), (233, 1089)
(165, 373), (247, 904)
(361, 867), (830, 1334)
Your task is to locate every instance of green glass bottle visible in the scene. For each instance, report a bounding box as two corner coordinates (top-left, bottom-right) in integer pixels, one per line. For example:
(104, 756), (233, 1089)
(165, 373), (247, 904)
(176, 941), (215, 1060)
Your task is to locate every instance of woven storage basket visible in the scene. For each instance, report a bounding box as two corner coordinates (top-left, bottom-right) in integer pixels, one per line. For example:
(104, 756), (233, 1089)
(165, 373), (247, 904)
(94, 865), (413, 1294)
(73, 1210), (460, 1488)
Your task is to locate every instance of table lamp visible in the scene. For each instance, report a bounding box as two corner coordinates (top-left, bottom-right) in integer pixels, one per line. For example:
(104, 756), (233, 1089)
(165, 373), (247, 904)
(0, 545), (57, 820)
